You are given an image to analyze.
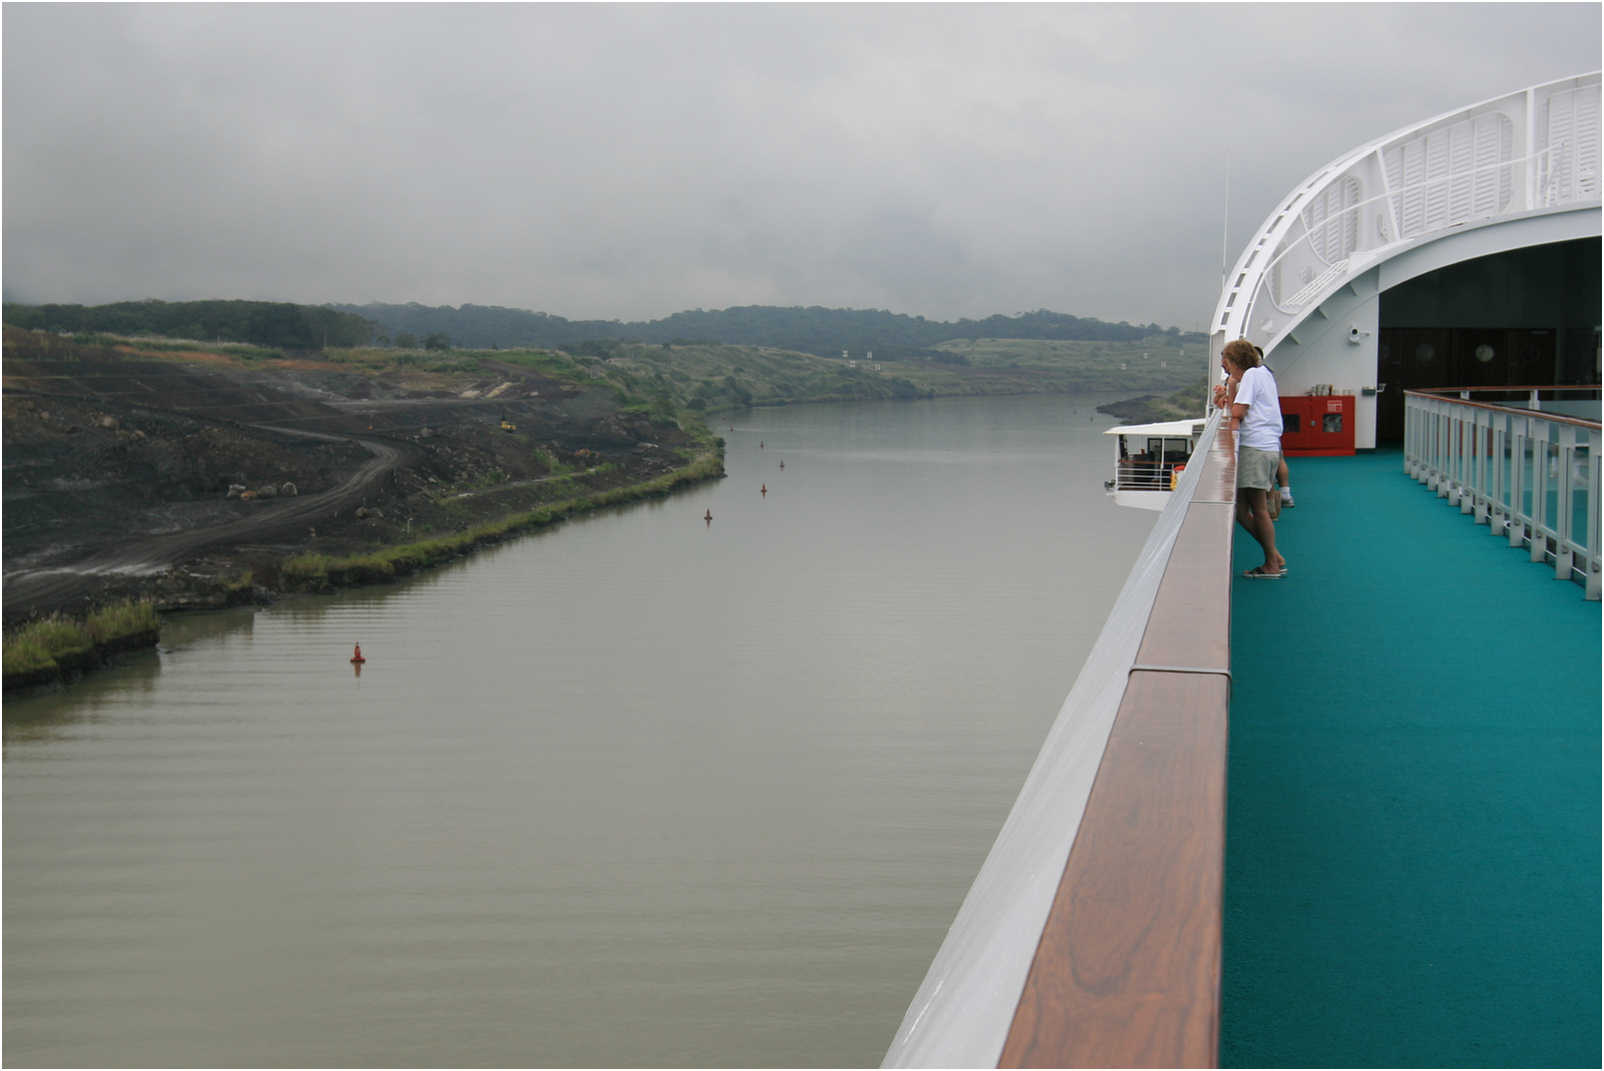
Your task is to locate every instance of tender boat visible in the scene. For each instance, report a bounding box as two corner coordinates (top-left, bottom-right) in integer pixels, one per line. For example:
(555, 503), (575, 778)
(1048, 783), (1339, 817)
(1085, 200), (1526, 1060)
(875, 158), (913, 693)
(1103, 418), (1207, 510)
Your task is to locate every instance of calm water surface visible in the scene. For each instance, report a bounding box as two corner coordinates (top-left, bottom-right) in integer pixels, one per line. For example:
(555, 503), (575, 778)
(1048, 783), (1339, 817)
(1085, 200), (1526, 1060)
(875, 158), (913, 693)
(5, 394), (1156, 1067)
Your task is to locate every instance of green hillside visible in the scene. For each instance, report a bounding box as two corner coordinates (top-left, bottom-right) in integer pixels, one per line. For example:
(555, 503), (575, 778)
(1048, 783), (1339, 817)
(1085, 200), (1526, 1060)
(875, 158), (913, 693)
(493, 334), (1203, 414)
(2, 301), (1206, 412)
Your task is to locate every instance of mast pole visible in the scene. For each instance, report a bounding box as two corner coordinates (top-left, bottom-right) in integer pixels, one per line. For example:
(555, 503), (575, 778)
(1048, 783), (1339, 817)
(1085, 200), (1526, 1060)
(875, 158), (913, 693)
(1221, 160), (1231, 286)
(1209, 162), (1231, 413)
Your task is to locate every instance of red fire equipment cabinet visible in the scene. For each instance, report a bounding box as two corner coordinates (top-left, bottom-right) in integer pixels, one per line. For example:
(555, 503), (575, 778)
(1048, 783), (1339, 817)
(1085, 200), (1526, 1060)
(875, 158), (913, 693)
(1279, 395), (1355, 456)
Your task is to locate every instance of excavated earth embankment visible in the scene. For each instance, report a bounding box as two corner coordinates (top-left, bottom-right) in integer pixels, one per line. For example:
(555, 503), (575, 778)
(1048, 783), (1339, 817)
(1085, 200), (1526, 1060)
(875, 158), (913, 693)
(3, 334), (709, 627)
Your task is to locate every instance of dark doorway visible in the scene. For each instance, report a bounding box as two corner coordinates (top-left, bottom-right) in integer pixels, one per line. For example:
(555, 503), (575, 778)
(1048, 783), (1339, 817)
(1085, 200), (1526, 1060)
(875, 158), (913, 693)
(1374, 238), (1595, 443)
(1374, 327), (1557, 442)
(1376, 328), (1448, 442)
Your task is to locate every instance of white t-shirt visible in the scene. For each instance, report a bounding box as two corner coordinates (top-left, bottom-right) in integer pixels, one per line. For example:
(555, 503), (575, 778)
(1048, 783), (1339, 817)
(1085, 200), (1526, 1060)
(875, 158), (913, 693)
(1235, 365), (1284, 452)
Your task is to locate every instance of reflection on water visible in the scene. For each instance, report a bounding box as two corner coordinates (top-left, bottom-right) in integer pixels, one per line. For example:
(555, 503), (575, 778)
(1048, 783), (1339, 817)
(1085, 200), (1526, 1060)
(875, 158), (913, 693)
(4, 394), (1157, 1067)
(2, 649), (164, 740)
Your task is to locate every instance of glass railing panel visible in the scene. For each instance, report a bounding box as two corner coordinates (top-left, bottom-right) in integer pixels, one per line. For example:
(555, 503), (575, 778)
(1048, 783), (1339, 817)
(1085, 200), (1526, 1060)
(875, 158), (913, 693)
(1498, 410), (1515, 515)
(1540, 431), (1561, 543)
(1573, 441), (1593, 554)
(1520, 435), (1536, 522)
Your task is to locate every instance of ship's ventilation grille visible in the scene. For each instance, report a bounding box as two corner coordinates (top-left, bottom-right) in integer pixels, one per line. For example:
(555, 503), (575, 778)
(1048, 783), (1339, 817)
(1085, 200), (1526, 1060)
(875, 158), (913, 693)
(1216, 75), (1599, 353)
(1544, 86), (1601, 204)
(1384, 112), (1514, 238)
(1301, 176), (1360, 262)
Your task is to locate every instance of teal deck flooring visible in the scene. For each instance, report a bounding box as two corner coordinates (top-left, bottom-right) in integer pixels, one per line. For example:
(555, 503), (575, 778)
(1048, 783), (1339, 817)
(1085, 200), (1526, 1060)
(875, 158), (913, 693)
(1223, 449), (1601, 1068)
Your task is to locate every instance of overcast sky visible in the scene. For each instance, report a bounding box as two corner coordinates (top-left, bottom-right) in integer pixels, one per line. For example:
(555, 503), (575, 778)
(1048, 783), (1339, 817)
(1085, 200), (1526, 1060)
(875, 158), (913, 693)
(4, 3), (1598, 330)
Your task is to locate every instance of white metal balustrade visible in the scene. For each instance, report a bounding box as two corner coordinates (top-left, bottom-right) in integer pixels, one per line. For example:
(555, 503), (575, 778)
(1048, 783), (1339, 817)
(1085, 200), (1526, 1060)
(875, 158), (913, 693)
(1405, 389), (1602, 598)
(1113, 462), (1187, 492)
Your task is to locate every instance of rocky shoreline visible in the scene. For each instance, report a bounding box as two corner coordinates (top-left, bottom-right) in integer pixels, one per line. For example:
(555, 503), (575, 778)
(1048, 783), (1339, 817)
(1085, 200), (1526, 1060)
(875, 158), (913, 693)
(1094, 376), (1208, 424)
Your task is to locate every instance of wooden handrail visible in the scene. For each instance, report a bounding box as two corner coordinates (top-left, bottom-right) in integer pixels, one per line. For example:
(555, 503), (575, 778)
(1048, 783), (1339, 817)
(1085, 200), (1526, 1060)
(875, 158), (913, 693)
(1411, 384), (1601, 393)
(997, 423), (1237, 1068)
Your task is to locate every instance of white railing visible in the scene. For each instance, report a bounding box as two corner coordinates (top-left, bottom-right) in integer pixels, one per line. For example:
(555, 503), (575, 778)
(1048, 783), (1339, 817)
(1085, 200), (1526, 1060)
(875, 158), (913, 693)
(1113, 461), (1187, 492)
(1214, 73), (1601, 352)
(1405, 389), (1602, 598)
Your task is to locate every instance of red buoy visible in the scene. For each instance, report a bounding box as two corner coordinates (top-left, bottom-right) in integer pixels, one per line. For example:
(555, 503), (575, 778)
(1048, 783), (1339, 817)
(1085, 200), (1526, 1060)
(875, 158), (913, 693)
(350, 643), (366, 664)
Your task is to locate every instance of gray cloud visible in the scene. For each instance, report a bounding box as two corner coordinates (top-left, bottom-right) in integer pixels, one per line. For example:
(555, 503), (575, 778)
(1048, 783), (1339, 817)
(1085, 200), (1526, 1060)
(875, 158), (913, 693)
(4, 3), (1599, 329)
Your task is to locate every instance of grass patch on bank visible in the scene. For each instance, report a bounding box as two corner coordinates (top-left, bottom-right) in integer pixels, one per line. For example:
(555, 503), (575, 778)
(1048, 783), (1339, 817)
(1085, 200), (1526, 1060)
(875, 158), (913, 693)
(3, 599), (160, 679)
(282, 449), (724, 592)
(3, 616), (92, 676)
(86, 599), (161, 642)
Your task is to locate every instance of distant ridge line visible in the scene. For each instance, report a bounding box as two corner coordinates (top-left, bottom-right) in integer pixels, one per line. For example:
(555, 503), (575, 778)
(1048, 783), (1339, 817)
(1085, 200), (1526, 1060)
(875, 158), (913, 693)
(2, 297), (1207, 357)
(328, 301), (1208, 356)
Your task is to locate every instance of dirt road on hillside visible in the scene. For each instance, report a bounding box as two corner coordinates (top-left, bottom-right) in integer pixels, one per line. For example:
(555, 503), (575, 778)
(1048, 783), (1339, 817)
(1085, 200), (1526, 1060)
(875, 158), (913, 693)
(3, 329), (703, 627)
(2, 428), (412, 617)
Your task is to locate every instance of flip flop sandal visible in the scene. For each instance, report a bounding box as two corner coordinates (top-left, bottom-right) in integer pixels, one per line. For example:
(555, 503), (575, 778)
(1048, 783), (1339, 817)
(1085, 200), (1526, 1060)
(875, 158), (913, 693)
(1242, 565), (1285, 578)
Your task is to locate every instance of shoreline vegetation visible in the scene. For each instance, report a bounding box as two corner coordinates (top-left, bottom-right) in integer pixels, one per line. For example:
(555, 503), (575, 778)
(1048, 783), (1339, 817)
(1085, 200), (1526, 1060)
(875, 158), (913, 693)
(4, 301), (1204, 693)
(3, 600), (162, 692)
(2, 449), (724, 693)
(279, 447), (724, 590)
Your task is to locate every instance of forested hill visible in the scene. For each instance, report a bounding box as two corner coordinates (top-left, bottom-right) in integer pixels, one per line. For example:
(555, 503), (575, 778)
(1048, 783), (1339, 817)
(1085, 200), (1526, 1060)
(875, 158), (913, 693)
(3, 299), (373, 350)
(331, 302), (1206, 357)
(1, 298), (1207, 358)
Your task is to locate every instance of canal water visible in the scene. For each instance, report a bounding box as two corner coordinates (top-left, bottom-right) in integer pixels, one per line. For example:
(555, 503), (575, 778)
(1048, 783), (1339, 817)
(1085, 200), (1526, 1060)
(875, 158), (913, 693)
(5, 393), (1157, 1067)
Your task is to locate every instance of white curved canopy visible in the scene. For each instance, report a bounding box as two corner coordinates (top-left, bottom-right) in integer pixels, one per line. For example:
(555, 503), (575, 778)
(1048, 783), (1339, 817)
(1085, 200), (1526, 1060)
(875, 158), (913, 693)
(1213, 72), (1601, 357)
(1102, 419), (1206, 437)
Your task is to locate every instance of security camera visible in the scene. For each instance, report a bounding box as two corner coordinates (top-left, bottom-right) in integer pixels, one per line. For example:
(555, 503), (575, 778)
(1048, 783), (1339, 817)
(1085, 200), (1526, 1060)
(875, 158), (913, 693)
(1349, 326), (1362, 340)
